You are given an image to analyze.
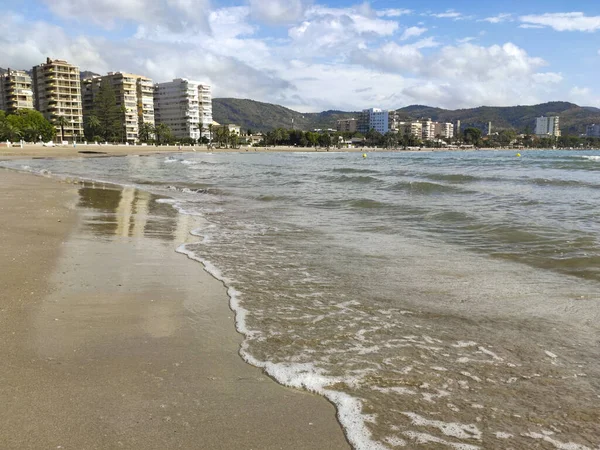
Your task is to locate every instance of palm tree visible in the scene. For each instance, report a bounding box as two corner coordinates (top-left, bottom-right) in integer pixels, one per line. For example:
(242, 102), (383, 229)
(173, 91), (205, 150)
(55, 115), (70, 143)
(138, 122), (155, 143)
(155, 123), (171, 145)
(4, 123), (22, 142)
(208, 123), (214, 147)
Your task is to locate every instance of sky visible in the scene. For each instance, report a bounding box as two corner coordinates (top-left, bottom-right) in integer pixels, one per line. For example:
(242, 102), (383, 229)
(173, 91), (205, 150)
(1, 0), (600, 112)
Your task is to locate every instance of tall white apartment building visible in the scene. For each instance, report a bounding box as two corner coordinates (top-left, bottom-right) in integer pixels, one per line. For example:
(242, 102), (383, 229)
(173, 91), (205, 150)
(154, 78), (212, 141)
(198, 83), (212, 137)
(83, 72), (155, 142)
(421, 118), (436, 140)
(535, 116), (560, 137)
(359, 108), (389, 134)
(398, 121), (422, 138)
(434, 122), (454, 139)
(0, 69), (34, 114)
(32, 57), (84, 142)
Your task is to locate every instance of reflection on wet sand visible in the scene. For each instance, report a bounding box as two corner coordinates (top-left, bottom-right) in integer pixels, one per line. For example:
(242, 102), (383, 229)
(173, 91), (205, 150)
(77, 183), (193, 242)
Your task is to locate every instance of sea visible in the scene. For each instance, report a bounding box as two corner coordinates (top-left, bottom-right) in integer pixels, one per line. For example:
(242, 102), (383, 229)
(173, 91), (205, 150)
(3, 149), (600, 449)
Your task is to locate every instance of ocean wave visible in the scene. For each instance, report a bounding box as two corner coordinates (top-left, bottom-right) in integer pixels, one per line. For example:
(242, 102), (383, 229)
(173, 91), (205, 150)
(328, 175), (381, 184)
(386, 180), (463, 195)
(424, 173), (481, 183)
(332, 167), (380, 174)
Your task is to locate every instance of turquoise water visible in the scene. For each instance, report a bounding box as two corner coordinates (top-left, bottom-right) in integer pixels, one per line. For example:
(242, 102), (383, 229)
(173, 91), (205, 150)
(4, 150), (600, 449)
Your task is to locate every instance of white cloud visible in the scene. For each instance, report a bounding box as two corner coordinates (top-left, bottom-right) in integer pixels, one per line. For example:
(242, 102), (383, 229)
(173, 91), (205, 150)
(377, 9), (411, 18)
(519, 24), (544, 29)
(519, 12), (600, 32)
(287, 5), (399, 57)
(568, 86), (600, 107)
(0, 4), (582, 112)
(456, 37), (476, 44)
(481, 13), (512, 24)
(400, 26), (427, 41)
(532, 72), (563, 84)
(41, 0), (211, 32)
(430, 10), (463, 20)
(248, 0), (307, 25)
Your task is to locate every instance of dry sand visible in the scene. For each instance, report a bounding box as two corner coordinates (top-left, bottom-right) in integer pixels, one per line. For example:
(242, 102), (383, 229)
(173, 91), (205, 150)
(0, 169), (350, 449)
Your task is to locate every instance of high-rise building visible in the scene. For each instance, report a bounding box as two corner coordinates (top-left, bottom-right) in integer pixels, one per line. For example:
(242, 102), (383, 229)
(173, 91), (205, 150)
(336, 118), (357, 133)
(83, 72), (155, 142)
(358, 108), (389, 134)
(32, 57), (83, 142)
(434, 122), (454, 139)
(397, 121), (423, 139)
(585, 124), (600, 138)
(198, 83), (212, 138)
(154, 78), (212, 141)
(0, 69), (34, 114)
(421, 118), (435, 140)
(535, 116), (560, 137)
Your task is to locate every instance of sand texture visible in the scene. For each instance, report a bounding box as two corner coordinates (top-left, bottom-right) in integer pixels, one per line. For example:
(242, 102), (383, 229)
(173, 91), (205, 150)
(0, 170), (350, 449)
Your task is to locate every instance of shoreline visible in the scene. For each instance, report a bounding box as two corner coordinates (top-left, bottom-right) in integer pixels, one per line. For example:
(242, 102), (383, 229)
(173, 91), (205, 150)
(2, 143), (597, 160)
(0, 169), (350, 449)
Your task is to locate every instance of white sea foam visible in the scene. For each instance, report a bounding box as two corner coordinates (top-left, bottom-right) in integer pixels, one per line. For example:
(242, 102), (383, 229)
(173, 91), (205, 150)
(402, 412), (482, 441)
(580, 155), (600, 161)
(495, 431), (513, 439)
(403, 431), (481, 449)
(522, 431), (592, 450)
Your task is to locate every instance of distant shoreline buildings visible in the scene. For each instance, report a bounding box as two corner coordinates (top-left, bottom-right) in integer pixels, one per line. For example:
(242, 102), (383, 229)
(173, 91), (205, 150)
(0, 57), (212, 143)
(535, 116), (560, 138)
(338, 108), (455, 141)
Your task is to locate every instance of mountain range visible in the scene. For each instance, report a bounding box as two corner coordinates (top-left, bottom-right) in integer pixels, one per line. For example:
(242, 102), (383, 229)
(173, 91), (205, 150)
(213, 99), (600, 135)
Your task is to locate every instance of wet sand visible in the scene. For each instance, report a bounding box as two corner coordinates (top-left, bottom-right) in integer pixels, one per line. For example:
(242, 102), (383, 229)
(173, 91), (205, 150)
(0, 170), (350, 449)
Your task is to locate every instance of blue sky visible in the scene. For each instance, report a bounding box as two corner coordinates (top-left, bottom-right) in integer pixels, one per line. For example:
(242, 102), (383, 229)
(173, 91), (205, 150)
(1, 0), (600, 111)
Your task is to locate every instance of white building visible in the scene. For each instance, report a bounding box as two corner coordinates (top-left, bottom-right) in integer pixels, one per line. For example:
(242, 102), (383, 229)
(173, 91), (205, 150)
(434, 122), (454, 139)
(360, 108), (389, 134)
(398, 121), (422, 138)
(586, 124), (600, 138)
(421, 119), (435, 140)
(535, 116), (560, 137)
(154, 78), (212, 141)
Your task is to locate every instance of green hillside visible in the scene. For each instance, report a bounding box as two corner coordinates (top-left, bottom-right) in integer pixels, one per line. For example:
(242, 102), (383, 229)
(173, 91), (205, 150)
(213, 98), (600, 135)
(212, 98), (357, 132)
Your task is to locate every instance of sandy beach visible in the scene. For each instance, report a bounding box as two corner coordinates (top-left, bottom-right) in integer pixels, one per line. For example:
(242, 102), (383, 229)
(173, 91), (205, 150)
(0, 142), (477, 161)
(0, 169), (350, 449)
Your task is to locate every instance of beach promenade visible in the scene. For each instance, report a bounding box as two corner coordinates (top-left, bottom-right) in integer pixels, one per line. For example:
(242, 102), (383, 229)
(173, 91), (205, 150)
(0, 169), (350, 449)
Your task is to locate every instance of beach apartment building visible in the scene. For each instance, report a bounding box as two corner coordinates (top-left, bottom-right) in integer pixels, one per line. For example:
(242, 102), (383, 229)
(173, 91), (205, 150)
(336, 118), (358, 133)
(0, 69), (34, 114)
(421, 119), (436, 141)
(358, 108), (389, 134)
(198, 83), (212, 138)
(154, 78), (212, 141)
(434, 122), (454, 139)
(83, 72), (155, 142)
(397, 121), (423, 139)
(586, 124), (600, 138)
(535, 116), (560, 137)
(32, 57), (84, 142)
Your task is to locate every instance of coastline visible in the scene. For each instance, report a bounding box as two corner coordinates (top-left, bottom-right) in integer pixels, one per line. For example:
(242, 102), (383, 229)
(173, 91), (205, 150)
(0, 142), (542, 160)
(0, 169), (350, 449)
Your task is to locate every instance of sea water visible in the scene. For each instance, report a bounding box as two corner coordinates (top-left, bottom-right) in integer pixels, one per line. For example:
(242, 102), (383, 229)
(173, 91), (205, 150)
(3, 150), (600, 449)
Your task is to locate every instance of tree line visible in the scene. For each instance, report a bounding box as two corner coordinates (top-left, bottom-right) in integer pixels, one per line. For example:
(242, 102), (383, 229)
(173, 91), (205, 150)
(0, 109), (56, 142)
(252, 126), (600, 149)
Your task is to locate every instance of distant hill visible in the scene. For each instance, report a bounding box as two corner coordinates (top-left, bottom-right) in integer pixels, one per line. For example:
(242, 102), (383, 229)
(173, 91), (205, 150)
(214, 99), (600, 135)
(212, 98), (357, 132)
